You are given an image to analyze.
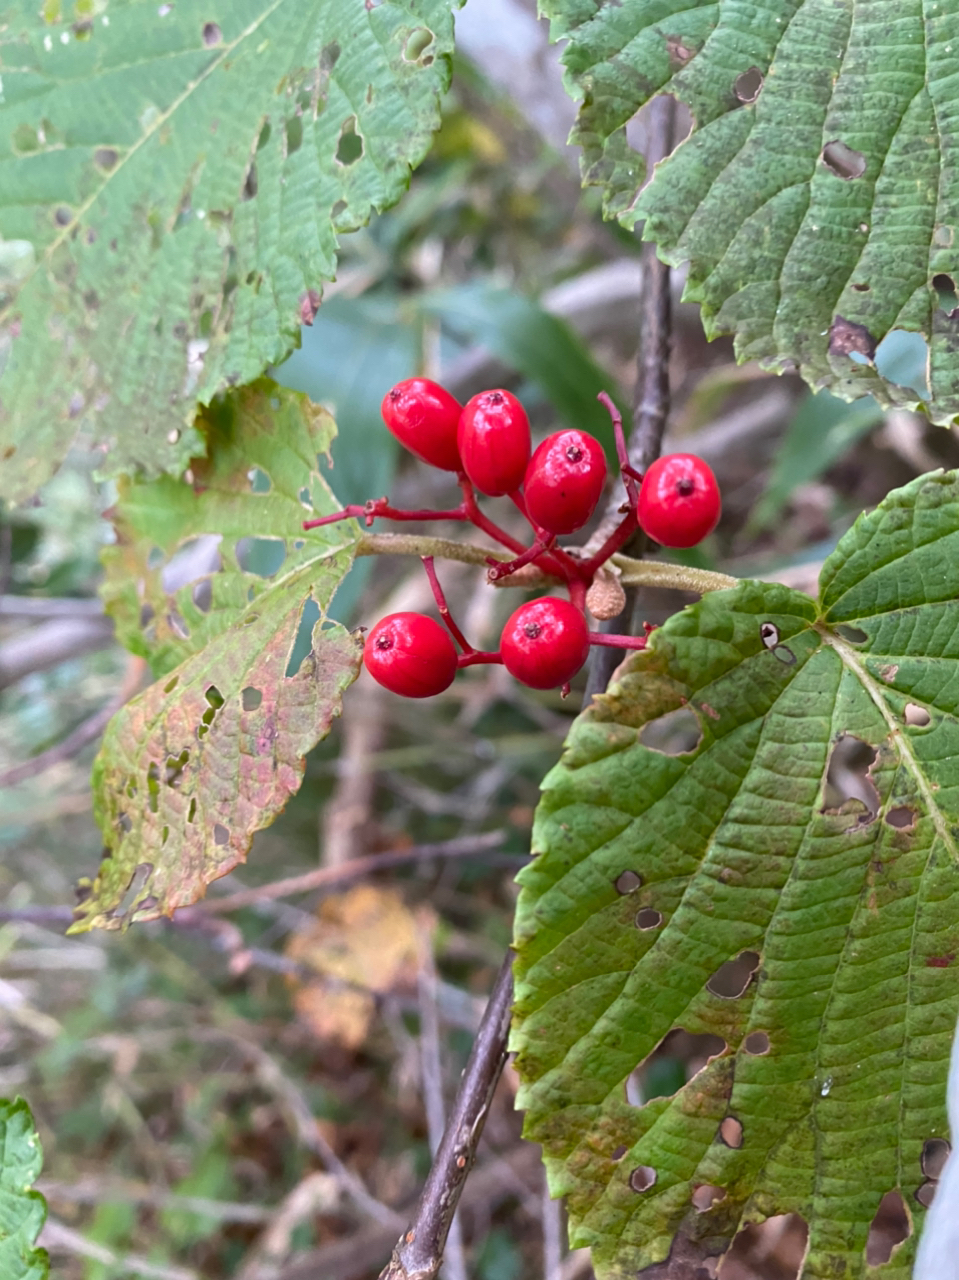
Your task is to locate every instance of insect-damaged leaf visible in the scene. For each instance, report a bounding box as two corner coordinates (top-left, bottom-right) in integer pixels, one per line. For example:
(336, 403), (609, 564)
(541, 0), (959, 422)
(77, 381), (362, 931)
(0, 1098), (48, 1280)
(512, 470), (959, 1280)
(0, 0), (460, 503)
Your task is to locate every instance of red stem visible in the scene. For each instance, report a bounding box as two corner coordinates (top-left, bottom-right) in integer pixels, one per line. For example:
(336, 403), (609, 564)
(486, 536), (556, 583)
(588, 632), (648, 651)
(580, 510), (640, 578)
(457, 651), (504, 668)
(303, 499), (469, 531)
(422, 557), (474, 654)
(598, 391), (641, 507)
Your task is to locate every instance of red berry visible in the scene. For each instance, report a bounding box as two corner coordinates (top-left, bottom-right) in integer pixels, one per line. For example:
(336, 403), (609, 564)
(500, 597), (590, 690)
(363, 613), (458, 698)
(524, 429), (607, 535)
(637, 454), (721, 548)
(381, 378), (463, 472)
(457, 389), (530, 496)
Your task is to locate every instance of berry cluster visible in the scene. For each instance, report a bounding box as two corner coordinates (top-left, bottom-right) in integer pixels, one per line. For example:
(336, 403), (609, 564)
(305, 378), (720, 698)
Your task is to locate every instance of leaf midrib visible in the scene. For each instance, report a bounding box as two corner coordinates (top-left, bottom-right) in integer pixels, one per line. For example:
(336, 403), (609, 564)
(818, 622), (958, 865)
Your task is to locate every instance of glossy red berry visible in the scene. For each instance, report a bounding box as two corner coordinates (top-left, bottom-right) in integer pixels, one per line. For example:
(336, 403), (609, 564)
(524, 429), (607, 535)
(381, 378), (463, 472)
(637, 454), (721, 548)
(500, 597), (590, 690)
(457, 389), (530, 496)
(363, 612), (458, 698)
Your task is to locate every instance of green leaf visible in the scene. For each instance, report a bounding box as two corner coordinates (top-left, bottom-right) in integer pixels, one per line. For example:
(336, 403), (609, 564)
(422, 283), (627, 457)
(0, 1098), (48, 1280)
(0, 0), (460, 503)
(80, 380), (362, 931)
(512, 469), (959, 1279)
(542, 0), (959, 422)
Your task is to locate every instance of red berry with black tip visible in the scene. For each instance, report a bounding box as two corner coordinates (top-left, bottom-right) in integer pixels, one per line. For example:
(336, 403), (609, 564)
(363, 613), (458, 698)
(500, 597), (590, 690)
(381, 378), (463, 472)
(457, 389), (530, 496)
(524, 429), (607, 535)
(637, 453), (721, 548)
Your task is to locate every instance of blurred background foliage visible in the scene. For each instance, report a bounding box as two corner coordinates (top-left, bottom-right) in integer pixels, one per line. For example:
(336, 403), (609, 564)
(2, 5), (958, 1278)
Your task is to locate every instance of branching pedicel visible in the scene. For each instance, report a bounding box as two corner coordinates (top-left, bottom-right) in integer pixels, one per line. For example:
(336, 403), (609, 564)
(304, 378), (722, 696)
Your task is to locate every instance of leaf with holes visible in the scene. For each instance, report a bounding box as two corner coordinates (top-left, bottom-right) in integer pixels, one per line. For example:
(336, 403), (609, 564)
(542, 0), (959, 422)
(512, 469), (959, 1279)
(77, 380), (362, 931)
(0, 1098), (48, 1280)
(0, 0), (459, 503)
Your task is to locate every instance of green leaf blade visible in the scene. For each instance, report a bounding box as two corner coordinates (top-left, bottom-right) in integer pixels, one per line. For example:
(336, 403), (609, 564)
(0, 1098), (48, 1280)
(0, 0), (460, 501)
(80, 380), (363, 930)
(512, 473), (959, 1279)
(543, 0), (959, 421)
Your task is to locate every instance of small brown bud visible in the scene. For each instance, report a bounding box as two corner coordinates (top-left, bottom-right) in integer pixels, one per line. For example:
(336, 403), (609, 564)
(586, 567), (627, 620)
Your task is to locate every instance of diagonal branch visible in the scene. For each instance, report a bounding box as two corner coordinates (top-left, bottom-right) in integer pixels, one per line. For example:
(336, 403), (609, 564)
(377, 949), (515, 1280)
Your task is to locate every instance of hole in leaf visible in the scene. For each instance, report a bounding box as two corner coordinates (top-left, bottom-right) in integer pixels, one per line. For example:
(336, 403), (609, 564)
(743, 1031), (770, 1055)
(823, 735), (879, 818)
(829, 315), (877, 362)
(214, 824), (230, 846)
(707, 950), (760, 998)
(286, 596), (321, 677)
(147, 763), (160, 813)
(611, 1145), (628, 1161)
(885, 806), (917, 830)
(164, 749), (190, 787)
(822, 139), (866, 179)
(147, 546), (165, 570)
(236, 536), (287, 577)
(167, 610), (190, 639)
(733, 67), (763, 103)
(94, 147), (119, 171)
(635, 908), (663, 930)
(905, 703), (931, 727)
(922, 1138), (950, 1180)
(164, 676), (179, 694)
(298, 486), (311, 505)
(336, 116), (363, 165)
(140, 603), (155, 630)
(206, 688), (224, 710)
(202, 20), (221, 44)
(933, 273), (959, 313)
(113, 863), (153, 918)
(242, 687), (263, 711)
(403, 27), (434, 62)
(192, 578), (212, 612)
(639, 706), (702, 754)
(875, 330), (930, 398)
(285, 114), (303, 155)
(248, 467), (272, 493)
(627, 1029), (726, 1106)
(835, 624), (867, 643)
(242, 160), (258, 200)
(915, 1180), (936, 1208)
(722, 1215), (808, 1278)
(161, 825), (169, 844)
(117, 812), (132, 833)
(187, 797), (197, 823)
(865, 1190), (911, 1265)
(162, 534), (222, 591)
(629, 1166), (656, 1193)
(719, 1116), (743, 1148)
(691, 1184), (726, 1212)
(615, 870), (642, 894)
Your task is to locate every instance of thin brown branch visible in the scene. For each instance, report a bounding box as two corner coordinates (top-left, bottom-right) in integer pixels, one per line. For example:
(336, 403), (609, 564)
(378, 948), (515, 1280)
(197, 831), (509, 915)
(585, 95), (676, 701)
